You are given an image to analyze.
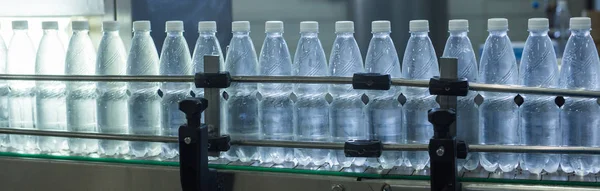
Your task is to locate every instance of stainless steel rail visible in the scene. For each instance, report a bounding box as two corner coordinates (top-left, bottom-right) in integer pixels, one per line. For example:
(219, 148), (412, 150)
(0, 74), (598, 98)
(1, 128), (599, 154)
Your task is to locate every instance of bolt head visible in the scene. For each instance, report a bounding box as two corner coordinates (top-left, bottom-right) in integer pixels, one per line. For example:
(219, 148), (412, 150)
(184, 137), (192, 144)
(436, 146), (445, 156)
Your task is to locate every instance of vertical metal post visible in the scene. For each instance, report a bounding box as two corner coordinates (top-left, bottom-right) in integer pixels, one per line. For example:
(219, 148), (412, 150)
(203, 56), (221, 139)
(438, 58), (458, 137)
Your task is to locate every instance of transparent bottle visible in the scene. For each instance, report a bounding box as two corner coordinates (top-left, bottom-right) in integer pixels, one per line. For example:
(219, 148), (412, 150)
(160, 21), (193, 159)
(554, 0), (571, 58)
(519, 18), (560, 174)
(96, 21), (129, 156)
(559, 17), (600, 176)
(402, 20), (439, 170)
(364, 20), (402, 169)
(65, 21), (98, 155)
(7, 20), (37, 153)
(223, 21), (260, 162)
(479, 18), (520, 172)
(258, 21), (294, 164)
(329, 21), (367, 167)
(192, 21), (225, 97)
(441, 19), (479, 171)
(35, 21), (68, 154)
(127, 21), (161, 157)
(0, 23), (9, 148)
(293, 21), (330, 166)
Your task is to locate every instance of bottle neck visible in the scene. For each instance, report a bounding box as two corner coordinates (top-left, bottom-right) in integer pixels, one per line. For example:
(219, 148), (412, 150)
(300, 32), (318, 38)
(73, 30), (89, 35)
(528, 29), (549, 36)
(449, 30), (468, 37)
(103, 30), (120, 36)
(233, 31), (250, 36)
(266, 32), (283, 37)
(335, 32), (354, 38)
(410, 31), (428, 37)
(571, 29), (591, 36)
(372, 32), (390, 38)
(167, 31), (184, 36)
(199, 31), (216, 37)
(13, 29), (28, 34)
(488, 30), (508, 36)
(133, 30), (151, 36)
(43, 29), (59, 35)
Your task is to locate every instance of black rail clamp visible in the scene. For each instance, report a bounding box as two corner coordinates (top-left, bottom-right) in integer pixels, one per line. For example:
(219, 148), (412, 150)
(208, 135), (231, 152)
(344, 140), (383, 157)
(428, 76), (469, 96)
(352, 73), (391, 90)
(178, 98), (218, 191)
(195, 71), (232, 89)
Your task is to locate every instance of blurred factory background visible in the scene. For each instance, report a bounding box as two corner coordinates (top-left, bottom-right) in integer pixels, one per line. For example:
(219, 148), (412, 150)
(0, 0), (592, 60)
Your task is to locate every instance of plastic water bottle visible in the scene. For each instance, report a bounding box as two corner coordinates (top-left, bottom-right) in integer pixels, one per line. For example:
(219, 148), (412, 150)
(96, 21), (129, 156)
(329, 21), (367, 167)
(292, 21), (330, 166)
(364, 20), (402, 169)
(519, 18), (560, 174)
(258, 21), (294, 164)
(223, 21), (259, 162)
(554, 0), (571, 58)
(0, 23), (9, 148)
(65, 21), (98, 155)
(192, 21), (225, 97)
(160, 21), (193, 159)
(7, 20), (37, 153)
(559, 17), (600, 176)
(127, 21), (161, 157)
(35, 21), (68, 154)
(479, 18), (519, 172)
(441, 19), (479, 171)
(402, 20), (439, 170)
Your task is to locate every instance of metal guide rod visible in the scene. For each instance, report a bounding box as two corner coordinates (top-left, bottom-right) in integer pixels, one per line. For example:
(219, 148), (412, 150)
(0, 128), (598, 154)
(0, 74), (599, 98)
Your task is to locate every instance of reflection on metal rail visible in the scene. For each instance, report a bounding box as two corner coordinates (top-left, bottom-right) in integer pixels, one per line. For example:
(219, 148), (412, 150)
(0, 128), (599, 155)
(0, 74), (598, 98)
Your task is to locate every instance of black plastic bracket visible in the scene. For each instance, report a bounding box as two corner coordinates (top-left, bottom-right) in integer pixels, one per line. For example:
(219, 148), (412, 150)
(344, 140), (382, 157)
(178, 98), (217, 191)
(208, 135), (231, 152)
(428, 76), (469, 96)
(195, 71), (232, 89)
(427, 108), (468, 191)
(352, 73), (391, 90)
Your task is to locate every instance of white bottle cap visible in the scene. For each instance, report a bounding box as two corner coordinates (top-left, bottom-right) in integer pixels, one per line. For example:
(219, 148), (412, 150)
(133, 21), (151, 31)
(166, 20), (184, 32)
(300, 21), (318, 33)
(488, 18), (508, 31)
(265, 21), (283, 33)
(558, 0), (567, 7)
(12, 20), (28, 30)
(570, 17), (591, 30)
(232, 21), (250, 32)
(198, 21), (216, 32)
(72, 21), (89, 30)
(409, 20), (429, 32)
(42, 21), (59, 30)
(335, 21), (354, 33)
(372, 20), (391, 33)
(528, 18), (549, 30)
(103, 21), (120, 31)
(449, 19), (468, 31)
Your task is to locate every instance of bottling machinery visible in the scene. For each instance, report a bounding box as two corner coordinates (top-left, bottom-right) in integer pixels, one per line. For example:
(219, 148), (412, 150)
(0, 56), (600, 191)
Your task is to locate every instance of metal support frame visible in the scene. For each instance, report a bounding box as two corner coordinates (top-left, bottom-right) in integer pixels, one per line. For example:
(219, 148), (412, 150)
(427, 58), (466, 191)
(178, 98), (216, 191)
